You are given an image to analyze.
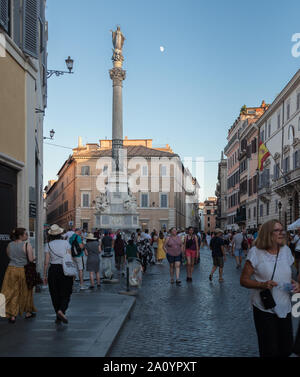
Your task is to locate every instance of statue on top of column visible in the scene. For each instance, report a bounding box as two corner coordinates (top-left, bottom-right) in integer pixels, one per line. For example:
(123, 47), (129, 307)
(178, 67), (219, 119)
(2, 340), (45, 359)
(110, 26), (125, 63)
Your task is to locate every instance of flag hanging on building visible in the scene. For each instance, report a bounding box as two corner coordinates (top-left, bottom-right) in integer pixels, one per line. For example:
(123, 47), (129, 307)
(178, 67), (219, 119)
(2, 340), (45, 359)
(258, 141), (270, 171)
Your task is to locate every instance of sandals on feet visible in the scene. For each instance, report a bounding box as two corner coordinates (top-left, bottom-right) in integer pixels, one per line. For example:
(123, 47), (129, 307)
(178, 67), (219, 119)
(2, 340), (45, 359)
(170, 278), (174, 284)
(57, 311), (68, 324)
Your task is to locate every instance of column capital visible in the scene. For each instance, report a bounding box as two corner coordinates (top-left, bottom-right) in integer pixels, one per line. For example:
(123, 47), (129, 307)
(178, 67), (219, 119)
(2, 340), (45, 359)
(110, 68), (126, 86)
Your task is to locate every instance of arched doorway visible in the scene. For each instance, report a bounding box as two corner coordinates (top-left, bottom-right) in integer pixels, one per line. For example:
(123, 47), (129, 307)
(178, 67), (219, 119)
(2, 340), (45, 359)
(294, 191), (299, 221)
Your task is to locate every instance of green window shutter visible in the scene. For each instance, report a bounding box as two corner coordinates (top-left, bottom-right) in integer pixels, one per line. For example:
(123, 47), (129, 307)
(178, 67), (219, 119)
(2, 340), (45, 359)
(23, 0), (38, 58)
(0, 0), (9, 32)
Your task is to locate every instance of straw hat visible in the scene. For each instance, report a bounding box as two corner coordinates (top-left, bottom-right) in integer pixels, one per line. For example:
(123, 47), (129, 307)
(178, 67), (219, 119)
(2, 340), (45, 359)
(48, 224), (64, 235)
(86, 233), (97, 240)
(215, 228), (224, 234)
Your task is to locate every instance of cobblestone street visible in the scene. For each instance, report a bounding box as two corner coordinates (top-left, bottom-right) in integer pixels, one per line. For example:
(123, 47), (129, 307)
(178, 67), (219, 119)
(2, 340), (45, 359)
(109, 246), (299, 357)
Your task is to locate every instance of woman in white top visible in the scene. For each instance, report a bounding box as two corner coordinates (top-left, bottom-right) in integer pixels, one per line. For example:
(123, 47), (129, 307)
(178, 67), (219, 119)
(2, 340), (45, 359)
(240, 219), (300, 357)
(44, 224), (73, 324)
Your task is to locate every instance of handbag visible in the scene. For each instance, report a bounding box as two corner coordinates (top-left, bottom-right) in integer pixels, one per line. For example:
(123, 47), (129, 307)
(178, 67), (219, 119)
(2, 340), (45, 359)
(48, 242), (77, 277)
(259, 250), (279, 310)
(24, 243), (43, 289)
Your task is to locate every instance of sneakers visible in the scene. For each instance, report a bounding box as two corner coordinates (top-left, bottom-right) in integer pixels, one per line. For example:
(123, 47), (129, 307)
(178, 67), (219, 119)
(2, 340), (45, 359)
(80, 285), (88, 290)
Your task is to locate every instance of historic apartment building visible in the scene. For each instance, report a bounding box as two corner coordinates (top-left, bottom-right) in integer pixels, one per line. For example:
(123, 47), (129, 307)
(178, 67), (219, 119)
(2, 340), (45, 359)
(257, 69), (300, 229)
(224, 101), (268, 230)
(45, 137), (200, 233)
(201, 197), (217, 233)
(215, 152), (227, 230)
(0, 0), (48, 284)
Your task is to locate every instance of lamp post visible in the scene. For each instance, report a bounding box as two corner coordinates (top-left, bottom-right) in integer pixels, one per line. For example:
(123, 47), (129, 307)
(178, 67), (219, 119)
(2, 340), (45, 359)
(47, 56), (74, 79)
(43, 129), (55, 140)
(278, 201), (282, 223)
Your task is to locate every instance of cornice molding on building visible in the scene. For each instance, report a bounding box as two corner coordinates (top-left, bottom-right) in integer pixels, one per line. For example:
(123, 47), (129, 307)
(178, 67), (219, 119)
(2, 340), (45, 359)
(0, 152), (25, 171)
(255, 69), (300, 128)
(239, 122), (258, 140)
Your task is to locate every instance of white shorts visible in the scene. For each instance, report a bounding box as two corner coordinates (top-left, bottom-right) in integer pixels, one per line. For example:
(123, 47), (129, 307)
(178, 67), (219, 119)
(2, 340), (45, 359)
(73, 256), (84, 271)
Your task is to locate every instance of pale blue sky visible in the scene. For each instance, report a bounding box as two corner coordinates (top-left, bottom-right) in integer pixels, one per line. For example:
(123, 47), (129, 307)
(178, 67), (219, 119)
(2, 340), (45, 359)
(44, 0), (300, 199)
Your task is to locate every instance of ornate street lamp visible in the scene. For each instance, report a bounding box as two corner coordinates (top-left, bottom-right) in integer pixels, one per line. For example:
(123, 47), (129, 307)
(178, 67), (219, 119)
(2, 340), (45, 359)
(47, 56), (74, 79)
(278, 201), (282, 223)
(44, 129), (55, 140)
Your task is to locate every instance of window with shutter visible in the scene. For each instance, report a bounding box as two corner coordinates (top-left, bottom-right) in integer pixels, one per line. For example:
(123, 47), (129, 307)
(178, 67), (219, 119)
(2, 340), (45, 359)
(0, 0), (9, 32)
(23, 0), (38, 58)
(160, 194), (168, 208)
(81, 166), (90, 176)
(12, 0), (22, 47)
(266, 169), (270, 187)
(247, 145), (251, 158)
(82, 193), (89, 208)
(287, 103), (290, 120)
(141, 193), (149, 208)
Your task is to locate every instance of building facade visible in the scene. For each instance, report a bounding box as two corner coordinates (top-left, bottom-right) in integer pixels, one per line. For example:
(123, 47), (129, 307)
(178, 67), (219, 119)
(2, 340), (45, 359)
(257, 70), (300, 229)
(45, 138), (200, 233)
(0, 0), (47, 284)
(224, 102), (268, 230)
(215, 151), (227, 230)
(202, 197), (217, 233)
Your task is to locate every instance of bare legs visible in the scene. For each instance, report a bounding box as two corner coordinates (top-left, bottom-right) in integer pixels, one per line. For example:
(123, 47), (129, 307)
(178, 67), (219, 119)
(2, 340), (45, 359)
(89, 272), (101, 287)
(169, 262), (181, 282)
(186, 256), (195, 279)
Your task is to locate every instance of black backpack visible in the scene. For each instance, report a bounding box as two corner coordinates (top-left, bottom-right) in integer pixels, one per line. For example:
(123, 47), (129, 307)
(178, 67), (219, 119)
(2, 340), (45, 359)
(71, 235), (82, 257)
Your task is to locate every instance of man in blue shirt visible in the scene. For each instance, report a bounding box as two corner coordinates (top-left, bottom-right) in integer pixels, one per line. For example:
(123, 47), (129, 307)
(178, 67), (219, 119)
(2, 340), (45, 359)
(69, 229), (87, 290)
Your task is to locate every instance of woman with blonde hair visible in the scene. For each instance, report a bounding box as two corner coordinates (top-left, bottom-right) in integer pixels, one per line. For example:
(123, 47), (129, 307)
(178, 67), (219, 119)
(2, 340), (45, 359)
(1, 228), (37, 323)
(240, 219), (300, 357)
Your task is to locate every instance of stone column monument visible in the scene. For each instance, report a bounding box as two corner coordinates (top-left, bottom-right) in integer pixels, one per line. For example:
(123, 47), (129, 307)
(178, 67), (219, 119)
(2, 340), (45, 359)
(95, 26), (139, 233)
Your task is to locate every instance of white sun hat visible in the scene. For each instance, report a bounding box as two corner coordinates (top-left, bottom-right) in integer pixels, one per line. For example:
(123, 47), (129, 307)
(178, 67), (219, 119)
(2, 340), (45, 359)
(48, 224), (64, 235)
(86, 233), (97, 240)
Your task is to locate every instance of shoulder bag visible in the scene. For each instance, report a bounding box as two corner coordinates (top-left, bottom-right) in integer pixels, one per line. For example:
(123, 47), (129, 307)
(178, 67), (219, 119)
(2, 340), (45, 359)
(24, 243), (43, 289)
(259, 250), (279, 310)
(48, 242), (77, 277)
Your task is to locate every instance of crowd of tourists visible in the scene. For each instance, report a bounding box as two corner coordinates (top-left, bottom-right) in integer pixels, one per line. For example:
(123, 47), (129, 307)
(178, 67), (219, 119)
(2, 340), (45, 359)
(1, 220), (300, 357)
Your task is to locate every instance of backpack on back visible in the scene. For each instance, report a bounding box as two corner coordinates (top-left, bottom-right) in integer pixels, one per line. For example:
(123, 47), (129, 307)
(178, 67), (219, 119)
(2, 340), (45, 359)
(71, 235), (82, 257)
